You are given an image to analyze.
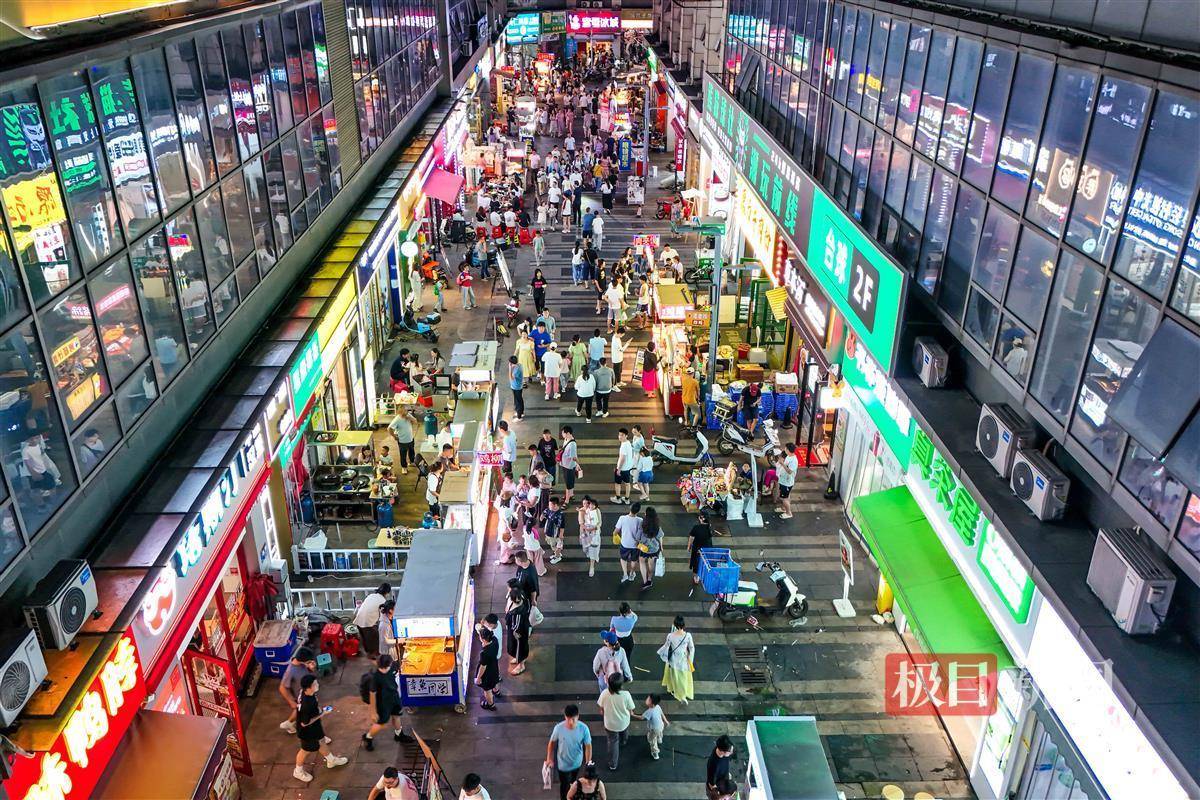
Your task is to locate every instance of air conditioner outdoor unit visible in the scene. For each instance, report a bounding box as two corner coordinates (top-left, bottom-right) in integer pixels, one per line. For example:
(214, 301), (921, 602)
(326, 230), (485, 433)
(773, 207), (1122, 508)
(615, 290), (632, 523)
(1010, 449), (1070, 521)
(23, 560), (98, 650)
(0, 629), (47, 726)
(976, 404), (1036, 479)
(913, 336), (948, 388)
(1086, 527), (1175, 635)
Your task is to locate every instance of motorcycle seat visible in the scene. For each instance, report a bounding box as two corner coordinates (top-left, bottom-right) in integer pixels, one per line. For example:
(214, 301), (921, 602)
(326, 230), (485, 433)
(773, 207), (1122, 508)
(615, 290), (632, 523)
(652, 435), (677, 445)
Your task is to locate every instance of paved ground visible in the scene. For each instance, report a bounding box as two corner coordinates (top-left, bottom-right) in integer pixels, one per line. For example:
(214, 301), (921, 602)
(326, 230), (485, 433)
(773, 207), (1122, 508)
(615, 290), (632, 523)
(237, 106), (974, 800)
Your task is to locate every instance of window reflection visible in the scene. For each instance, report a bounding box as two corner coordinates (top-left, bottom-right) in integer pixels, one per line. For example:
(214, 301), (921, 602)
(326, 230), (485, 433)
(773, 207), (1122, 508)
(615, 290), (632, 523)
(1025, 67), (1097, 238)
(962, 45), (1016, 190)
(130, 50), (192, 214)
(1119, 440), (1188, 529)
(893, 26), (930, 145)
(1172, 211), (1200, 324)
(196, 189), (235, 286)
(41, 287), (111, 427)
(965, 288), (1000, 348)
(263, 17), (294, 134)
(1177, 495), (1200, 559)
(220, 174), (255, 265)
(222, 28), (260, 160)
(0, 86), (82, 305)
(914, 31), (953, 158)
(90, 60), (162, 240)
(0, 230), (27, 331)
(42, 70), (124, 269)
(993, 54), (1053, 211)
(1031, 253), (1105, 420)
(164, 209), (216, 350)
(72, 403), (119, 477)
(114, 359), (156, 429)
(211, 273), (239, 325)
(129, 230), (189, 385)
(165, 39), (218, 192)
(0, 322), (78, 533)
(242, 158), (277, 272)
(937, 38), (982, 173)
(995, 316), (1036, 384)
(88, 256), (148, 387)
(281, 12), (310, 121)
(939, 184), (986, 321)
(197, 33), (240, 175)
(1070, 279), (1157, 466)
(244, 22), (278, 146)
(1006, 227), (1056, 329)
(0, 505), (22, 575)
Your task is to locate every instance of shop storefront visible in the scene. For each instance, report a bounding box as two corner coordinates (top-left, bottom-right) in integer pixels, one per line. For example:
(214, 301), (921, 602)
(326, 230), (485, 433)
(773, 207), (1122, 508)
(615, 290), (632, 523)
(566, 11), (622, 62)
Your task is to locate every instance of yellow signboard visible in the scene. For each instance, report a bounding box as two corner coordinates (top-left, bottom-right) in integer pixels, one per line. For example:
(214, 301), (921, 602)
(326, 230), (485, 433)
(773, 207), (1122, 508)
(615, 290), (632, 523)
(1, 173), (68, 251)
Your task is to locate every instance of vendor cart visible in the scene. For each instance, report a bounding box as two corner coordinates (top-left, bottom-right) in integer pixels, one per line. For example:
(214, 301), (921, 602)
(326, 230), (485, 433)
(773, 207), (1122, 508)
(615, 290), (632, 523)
(744, 716), (839, 800)
(392, 530), (475, 713)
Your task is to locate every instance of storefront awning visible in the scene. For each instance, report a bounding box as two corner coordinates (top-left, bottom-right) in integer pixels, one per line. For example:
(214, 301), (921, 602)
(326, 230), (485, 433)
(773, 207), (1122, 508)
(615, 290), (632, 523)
(851, 486), (1014, 671)
(424, 167), (465, 204)
(94, 710), (228, 799)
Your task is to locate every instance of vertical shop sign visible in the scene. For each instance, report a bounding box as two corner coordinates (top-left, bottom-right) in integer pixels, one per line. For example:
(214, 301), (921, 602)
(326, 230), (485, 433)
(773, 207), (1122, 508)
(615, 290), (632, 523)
(976, 524), (1036, 624)
(617, 138), (632, 171)
(841, 334), (915, 467)
(287, 333), (322, 416)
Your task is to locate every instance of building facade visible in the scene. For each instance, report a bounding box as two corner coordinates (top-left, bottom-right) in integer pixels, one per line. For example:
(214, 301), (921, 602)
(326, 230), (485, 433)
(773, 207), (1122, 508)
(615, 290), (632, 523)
(655, 0), (1199, 797)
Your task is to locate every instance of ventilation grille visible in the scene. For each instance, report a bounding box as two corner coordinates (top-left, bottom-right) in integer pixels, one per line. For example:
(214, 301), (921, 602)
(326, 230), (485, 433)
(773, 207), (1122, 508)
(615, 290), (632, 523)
(978, 414), (1000, 459)
(60, 586), (87, 635)
(323, 0), (362, 178)
(0, 661), (31, 712)
(1011, 461), (1035, 501)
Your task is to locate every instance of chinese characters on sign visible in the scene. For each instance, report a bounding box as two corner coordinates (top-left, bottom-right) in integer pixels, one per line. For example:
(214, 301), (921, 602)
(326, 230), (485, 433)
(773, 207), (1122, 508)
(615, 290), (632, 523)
(737, 181), (776, 262)
(566, 12), (620, 34)
(504, 13), (540, 44)
(884, 652), (998, 716)
(405, 676), (453, 697)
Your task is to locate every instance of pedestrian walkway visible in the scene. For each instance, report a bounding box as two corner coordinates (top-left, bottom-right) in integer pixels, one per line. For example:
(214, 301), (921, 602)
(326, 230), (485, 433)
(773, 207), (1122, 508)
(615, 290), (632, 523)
(235, 78), (972, 800)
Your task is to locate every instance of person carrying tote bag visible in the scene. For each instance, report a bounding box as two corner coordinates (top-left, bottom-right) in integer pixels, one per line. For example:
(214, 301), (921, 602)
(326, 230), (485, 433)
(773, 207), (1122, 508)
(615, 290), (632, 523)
(657, 615), (695, 704)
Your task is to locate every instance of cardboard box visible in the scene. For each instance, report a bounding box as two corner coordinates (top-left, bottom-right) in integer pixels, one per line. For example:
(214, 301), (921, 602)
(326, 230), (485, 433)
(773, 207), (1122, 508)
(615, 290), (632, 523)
(737, 364), (764, 383)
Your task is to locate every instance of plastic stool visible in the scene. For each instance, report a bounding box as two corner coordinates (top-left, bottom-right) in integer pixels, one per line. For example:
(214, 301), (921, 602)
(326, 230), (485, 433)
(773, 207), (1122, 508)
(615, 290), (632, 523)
(880, 787), (905, 800)
(319, 791), (340, 800)
(315, 652), (335, 676)
(912, 794), (935, 800)
(320, 622), (346, 656)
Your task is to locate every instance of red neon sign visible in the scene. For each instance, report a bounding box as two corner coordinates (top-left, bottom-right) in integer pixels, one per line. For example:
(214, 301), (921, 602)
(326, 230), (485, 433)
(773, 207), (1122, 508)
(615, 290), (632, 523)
(7, 632), (146, 800)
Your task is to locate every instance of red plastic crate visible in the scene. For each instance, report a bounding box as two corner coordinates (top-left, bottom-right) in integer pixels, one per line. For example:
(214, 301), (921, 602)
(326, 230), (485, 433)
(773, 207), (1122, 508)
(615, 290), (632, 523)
(320, 623), (346, 655)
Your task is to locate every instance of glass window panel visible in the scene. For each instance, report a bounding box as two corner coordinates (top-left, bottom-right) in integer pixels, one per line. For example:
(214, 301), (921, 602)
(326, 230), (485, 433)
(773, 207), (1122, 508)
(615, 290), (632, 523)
(1114, 91), (1200, 299)
(1164, 414), (1200, 498)
(197, 33), (240, 175)
(41, 71), (123, 269)
(114, 359), (156, 429)
(220, 174), (255, 265)
(212, 273), (238, 324)
(1026, 67), (1098, 237)
(1006, 227), (1057, 329)
(1107, 319), (1200, 457)
(877, 19), (909, 133)
(244, 23), (277, 146)
(903, 157), (933, 227)
(840, 113), (858, 170)
(296, 8), (321, 117)
(917, 170), (956, 293)
(291, 200), (308, 240)
(847, 10), (872, 114)
(322, 105), (340, 173)
(993, 54), (1054, 210)
(281, 11), (311, 120)
(311, 7), (333, 105)
(196, 189), (235, 286)
(72, 403), (119, 478)
(1064, 77), (1152, 263)
(894, 26), (931, 145)
(233, 249), (259, 299)
(1179, 495), (1200, 559)
(242, 157), (277, 273)
(221, 28), (260, 159)
(130, 50), (191, 214)
(129, 229), (188, 385)
(0, 505), (23, 575)
(42, 286), (111, 427)
(279, 131), (305, 208)
(914, 31), (954, 158)
(0, 230), (26, 330)
(939, 184), (987, 321)
(297, 121), (321, 195)
(1070, 278), (1157, 465)
(1119, 440), (1189, 529)
(937, 38), (982, 173)
(863, 134), (891, 234)
(1172, 211), (1200, 324)
(973, 205), (1021, 301)
(965, 287), (1000, 347)
(0, 87), (82, 305)
(885, 146), (910, 212)
(860, 15), (889, 123)
(0, 322), (78, 531)
(165, 39), (218, 192)
(963, 45), (1016, 190)
(1030, 252), (1105, 419)
(263, 17), (294, 134)
(88, 256), (148, 386)
(164, 209), (215, 351)
(824, 105), (843, 165)
(90, 60), (162, 240)
(262, 145), (292, 252)
(995, 315), (1036, 384)
(851, 125), (874, 220)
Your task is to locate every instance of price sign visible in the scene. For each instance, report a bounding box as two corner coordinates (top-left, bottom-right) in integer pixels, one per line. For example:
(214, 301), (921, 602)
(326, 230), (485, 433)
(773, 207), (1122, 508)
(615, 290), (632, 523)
(476, 450), (504, 468)
(632, 349), (646, 383)
(405, 676), (454, 697)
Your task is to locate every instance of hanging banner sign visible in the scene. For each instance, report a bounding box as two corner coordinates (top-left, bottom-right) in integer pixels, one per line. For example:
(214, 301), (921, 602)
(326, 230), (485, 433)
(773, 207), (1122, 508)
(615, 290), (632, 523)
(617, 138), (633, 172)
(567, 11), (620, 35)
(702, 74), (906, 371)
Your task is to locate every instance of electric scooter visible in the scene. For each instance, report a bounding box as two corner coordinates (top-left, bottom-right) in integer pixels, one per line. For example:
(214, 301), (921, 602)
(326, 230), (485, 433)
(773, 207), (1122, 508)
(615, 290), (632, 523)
(650, 428), (713, 468)
(710, 560), (808, 624)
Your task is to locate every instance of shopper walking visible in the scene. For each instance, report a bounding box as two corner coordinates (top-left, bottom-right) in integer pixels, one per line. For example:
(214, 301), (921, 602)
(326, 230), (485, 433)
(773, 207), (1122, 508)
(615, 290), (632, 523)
(658, 615), (695, 704)
(588, 329), (607, 371)
(362, 654), (413, 750)
(687, 511), (715, 585)
(593, 630), (633, 690)
(560, 426), (581, 507)
(578, 495), (603, 577)
(592, 358), (614, 417)
(504, 586), (532, 675)
(278, 647), (317, 733)
(368, 767), (420, 800)
(531, 268), (549, 314)
(533, 230), (546, 268)
(352, 585), (392, 657)
(641, 341), (659, 398)
(542, 342), (564, 400)
(705, 735), (736, 799)
(387, 409), (417, 474)
(635, 694), (670, 760)
(504, 355), (526, 421)
(378, 601), (399, 659)
(613, 501), (642, 582)
(777, 443), (799, 520)
(460, 773), (492, 799)
(545, 705), (593, 800)
(456, 264), (477, 309)
(293, 675), (349, 782)
(611, 429), (636, 505)
(565, 765), (606, 800)
(636, 506), (662, 589)
(597, 673), (636, 771)
(575, 366), (596, 422)
(533, 321), (552, 378)
(610, 328), (626, 390)
(609, 602), (639, 658)
(475, 626), (500, 710)
(592, 213), (605, 251)
(567, 335), (588, 388)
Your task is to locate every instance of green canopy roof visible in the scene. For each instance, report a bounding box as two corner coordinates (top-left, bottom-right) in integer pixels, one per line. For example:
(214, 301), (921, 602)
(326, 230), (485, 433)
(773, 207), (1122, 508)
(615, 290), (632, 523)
(851, 486), (1013, 671)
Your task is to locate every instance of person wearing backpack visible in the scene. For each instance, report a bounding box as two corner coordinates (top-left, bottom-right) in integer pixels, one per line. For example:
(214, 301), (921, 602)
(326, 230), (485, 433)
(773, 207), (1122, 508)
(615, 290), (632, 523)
(361, 654), (414, 750)
(592, 630), (631, 691)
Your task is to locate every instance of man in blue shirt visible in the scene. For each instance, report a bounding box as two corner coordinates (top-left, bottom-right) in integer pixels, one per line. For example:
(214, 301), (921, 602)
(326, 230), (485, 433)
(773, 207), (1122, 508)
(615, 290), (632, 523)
(582, 209), (595, 239)
(587, 329), (607, 371)
(508, 355), (525, 420)
(531, 322), (552, 379)
(545, 704), (592, 800)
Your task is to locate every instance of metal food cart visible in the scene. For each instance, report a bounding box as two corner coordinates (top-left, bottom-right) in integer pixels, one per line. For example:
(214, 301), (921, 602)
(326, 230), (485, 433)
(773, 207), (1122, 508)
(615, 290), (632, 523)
(744, 716), (839, 800)
(392, 530), (476, 713)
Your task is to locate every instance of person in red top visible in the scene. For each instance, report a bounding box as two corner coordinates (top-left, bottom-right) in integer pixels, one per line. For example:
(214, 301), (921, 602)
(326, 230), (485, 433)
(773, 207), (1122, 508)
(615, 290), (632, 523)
(457, 264), (477, 309)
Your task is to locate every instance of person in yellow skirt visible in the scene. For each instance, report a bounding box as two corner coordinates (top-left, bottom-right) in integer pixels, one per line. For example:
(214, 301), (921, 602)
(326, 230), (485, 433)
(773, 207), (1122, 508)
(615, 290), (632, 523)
(657, 615), (696, 704)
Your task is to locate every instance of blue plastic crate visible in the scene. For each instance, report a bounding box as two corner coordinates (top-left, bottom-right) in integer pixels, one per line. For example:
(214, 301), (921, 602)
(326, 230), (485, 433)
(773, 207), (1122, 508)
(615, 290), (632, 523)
(697, 548), (740, 594)
(759, 392), (776, 417)
(253, 620), (297, 664)
(262, 659), (291, 678)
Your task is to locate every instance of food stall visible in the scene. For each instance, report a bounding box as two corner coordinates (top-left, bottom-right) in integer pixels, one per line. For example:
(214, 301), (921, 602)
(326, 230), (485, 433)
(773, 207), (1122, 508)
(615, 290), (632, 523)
(513, 94), (539, 141)
(744, 716), (839, 800)
(392, 530), (475, 713)
(650, 282), (697, 417)
(307, 429), (376, 526)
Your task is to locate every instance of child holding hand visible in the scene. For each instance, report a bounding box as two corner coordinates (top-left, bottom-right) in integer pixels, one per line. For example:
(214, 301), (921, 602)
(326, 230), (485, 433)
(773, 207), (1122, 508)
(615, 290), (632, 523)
(634, 693), (670, 760)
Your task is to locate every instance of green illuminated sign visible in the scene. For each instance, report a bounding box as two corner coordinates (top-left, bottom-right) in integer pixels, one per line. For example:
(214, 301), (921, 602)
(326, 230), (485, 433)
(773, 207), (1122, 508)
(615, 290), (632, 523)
(542, 11), (566, 36)
(841, 344), (915, 468)
(288, 333), (322, 415)
(505, 13), (540, 44)
(977, 524), (1035, 624)
(910, 428), (984, 547)
(703, 75), (906, 370)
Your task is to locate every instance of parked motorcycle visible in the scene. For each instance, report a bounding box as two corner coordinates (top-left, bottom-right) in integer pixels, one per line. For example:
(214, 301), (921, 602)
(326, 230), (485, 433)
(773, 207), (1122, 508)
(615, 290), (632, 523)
(650, 428), (713, 468)
(710, 560), (808, 624)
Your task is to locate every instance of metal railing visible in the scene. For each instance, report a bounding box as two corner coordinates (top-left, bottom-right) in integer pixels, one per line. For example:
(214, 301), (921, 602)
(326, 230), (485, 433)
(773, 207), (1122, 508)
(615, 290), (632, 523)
(291, 545), (407, 574)
(290, 585), (395, 614)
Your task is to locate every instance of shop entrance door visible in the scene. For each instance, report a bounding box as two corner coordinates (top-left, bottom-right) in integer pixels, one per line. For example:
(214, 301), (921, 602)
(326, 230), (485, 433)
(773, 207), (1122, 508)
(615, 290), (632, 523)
(182, 649), (252, 775)
(794, 360), (830, 467)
